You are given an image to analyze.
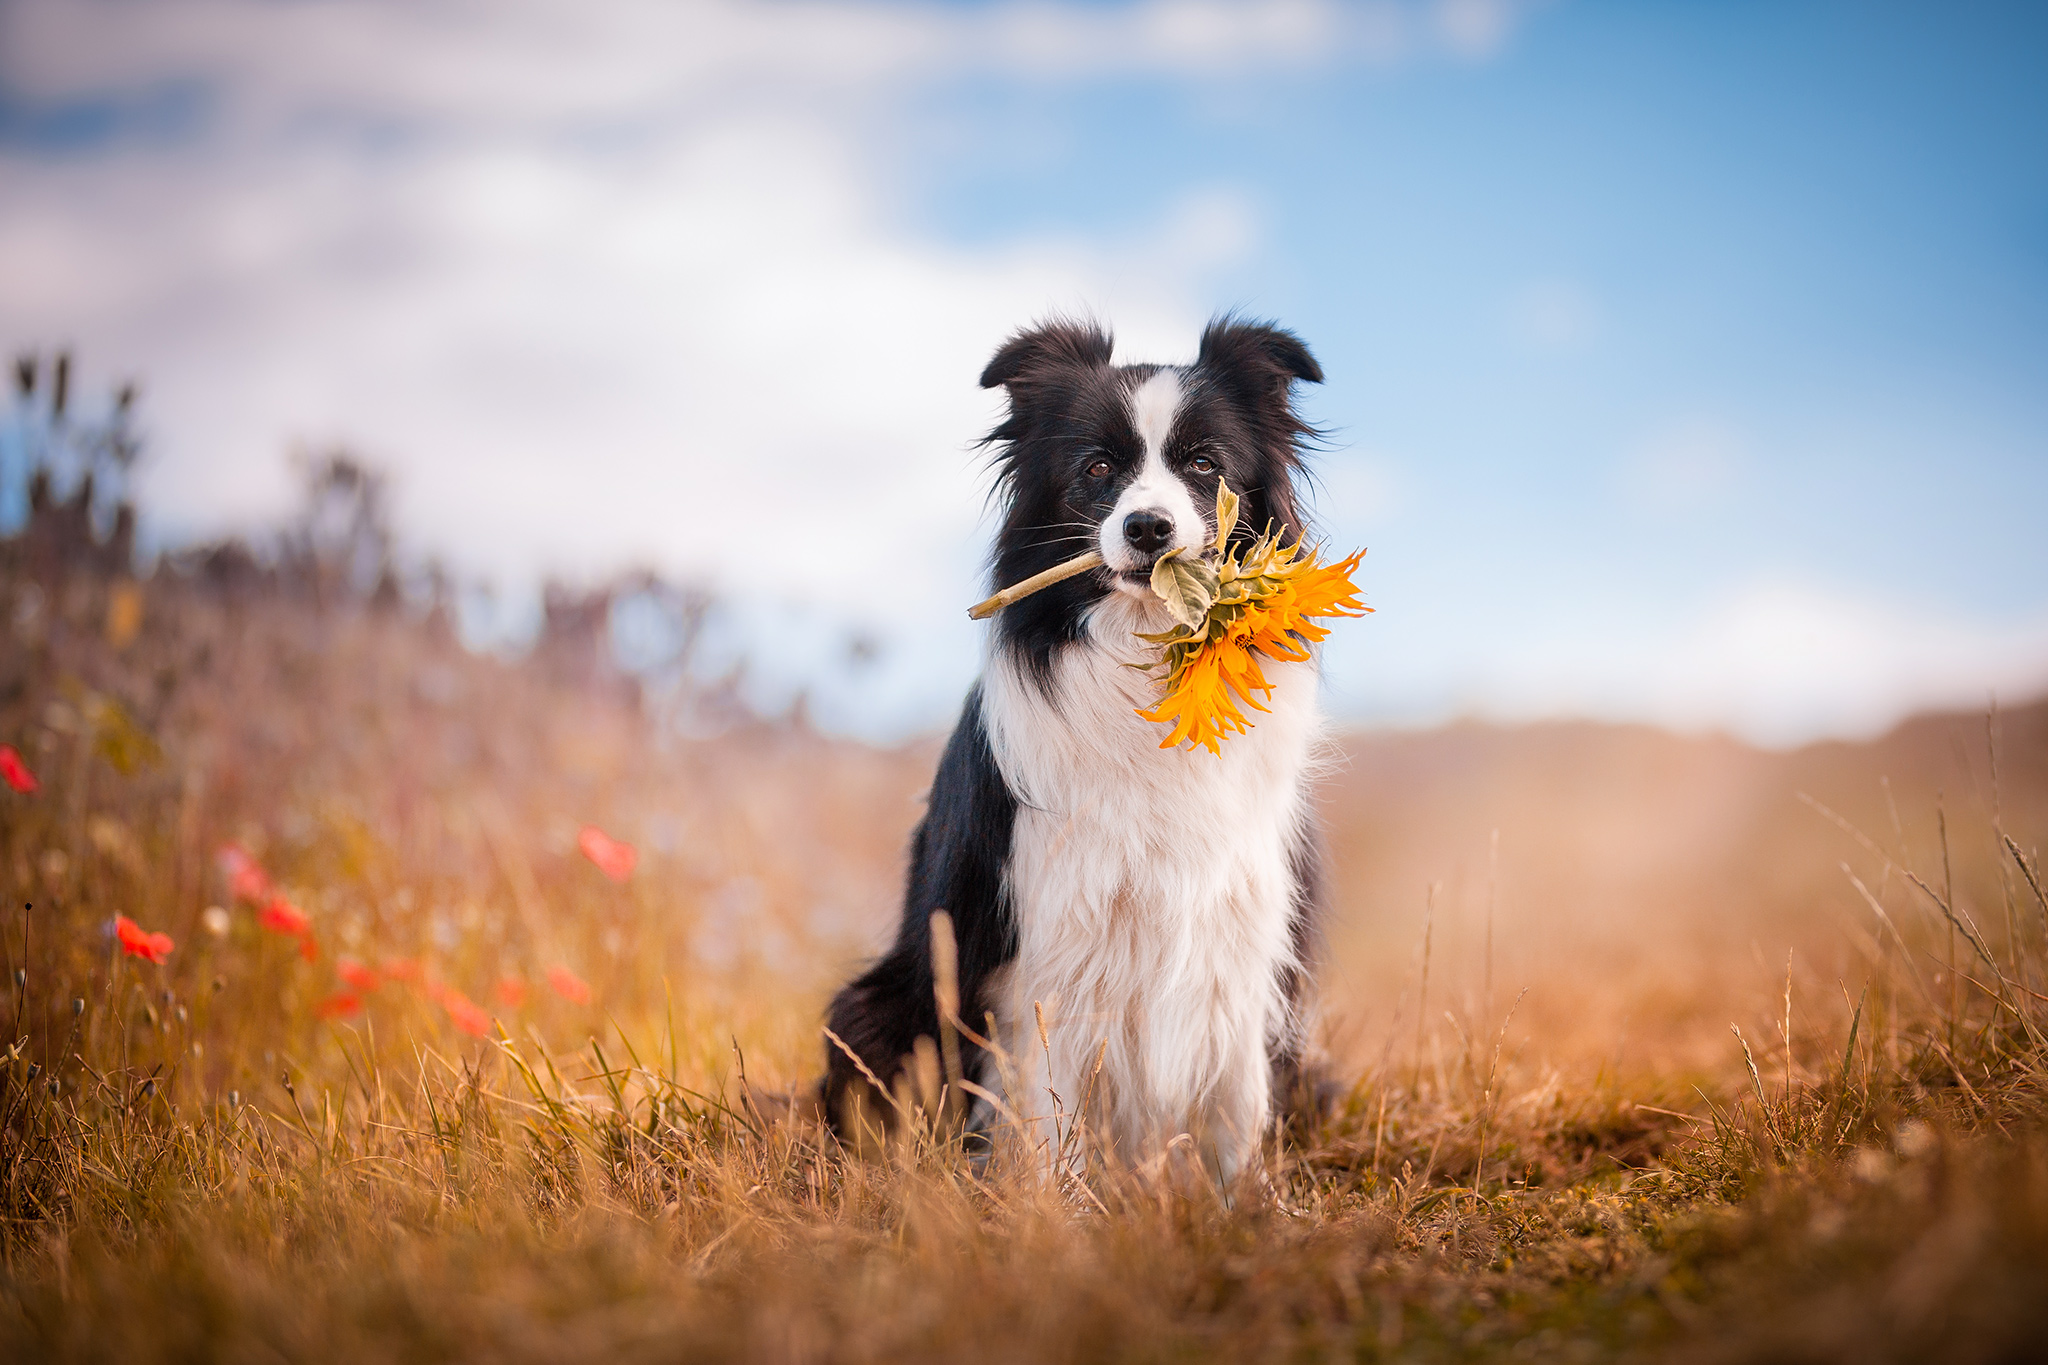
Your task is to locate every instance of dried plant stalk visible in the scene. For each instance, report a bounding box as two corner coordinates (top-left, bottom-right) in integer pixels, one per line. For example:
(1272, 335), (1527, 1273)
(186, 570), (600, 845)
(967, 550), (1105, 620)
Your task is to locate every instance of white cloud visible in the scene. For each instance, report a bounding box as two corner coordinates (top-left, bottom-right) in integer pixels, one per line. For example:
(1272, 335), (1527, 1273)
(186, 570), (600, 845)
(1638, 581), (2048, 744)
(1432, 0), (1543, 60)
(1, 0), (1530, 116)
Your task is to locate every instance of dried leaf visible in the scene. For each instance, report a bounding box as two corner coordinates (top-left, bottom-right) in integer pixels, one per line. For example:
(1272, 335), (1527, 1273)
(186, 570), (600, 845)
(1213, 478), (1240, 550)
(1149, 551), (1217, 630)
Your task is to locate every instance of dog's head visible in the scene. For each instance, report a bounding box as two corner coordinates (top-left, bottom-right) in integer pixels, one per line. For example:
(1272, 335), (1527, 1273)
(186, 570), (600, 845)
(979, 314), (1323, 671)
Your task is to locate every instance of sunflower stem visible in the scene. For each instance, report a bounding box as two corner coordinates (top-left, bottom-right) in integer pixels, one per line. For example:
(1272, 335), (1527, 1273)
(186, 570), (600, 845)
(967, 550), (1104, 620)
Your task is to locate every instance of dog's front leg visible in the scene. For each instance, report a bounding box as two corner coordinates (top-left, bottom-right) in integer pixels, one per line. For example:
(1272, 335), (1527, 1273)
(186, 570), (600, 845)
(996, 1004), (1110, 1181)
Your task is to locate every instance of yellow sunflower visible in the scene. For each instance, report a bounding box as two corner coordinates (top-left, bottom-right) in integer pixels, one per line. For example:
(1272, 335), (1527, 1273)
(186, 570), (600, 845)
(1134, 481), (1369, 754)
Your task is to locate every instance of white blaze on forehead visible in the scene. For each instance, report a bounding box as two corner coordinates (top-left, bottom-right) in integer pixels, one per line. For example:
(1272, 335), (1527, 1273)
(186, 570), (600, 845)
(1100, 368), (1207, 579)
(1130, 369), (1182, 463)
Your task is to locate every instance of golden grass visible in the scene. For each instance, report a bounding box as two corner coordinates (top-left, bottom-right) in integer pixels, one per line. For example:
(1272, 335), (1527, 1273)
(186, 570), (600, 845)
(4, 546), (2048, 1362)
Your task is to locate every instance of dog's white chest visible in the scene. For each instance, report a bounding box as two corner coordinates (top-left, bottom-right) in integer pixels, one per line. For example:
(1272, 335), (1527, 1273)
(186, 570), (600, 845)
(978, 594), (1321, 1165)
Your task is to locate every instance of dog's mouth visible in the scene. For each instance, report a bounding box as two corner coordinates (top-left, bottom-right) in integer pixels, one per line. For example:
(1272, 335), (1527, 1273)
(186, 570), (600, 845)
(1112, 560), (1176, 589)
(1108, 549), (1198, 586)
(1112, 546), (1198, 580)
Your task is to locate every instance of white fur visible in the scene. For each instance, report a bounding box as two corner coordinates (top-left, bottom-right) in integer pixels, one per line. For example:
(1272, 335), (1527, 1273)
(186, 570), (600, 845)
(1099, 370), (1208, 586)
(977, 589), (1322, 1182)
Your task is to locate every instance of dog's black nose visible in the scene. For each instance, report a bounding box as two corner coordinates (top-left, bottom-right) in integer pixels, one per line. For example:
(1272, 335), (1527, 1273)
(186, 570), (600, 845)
(1123, 510), (1175, 557)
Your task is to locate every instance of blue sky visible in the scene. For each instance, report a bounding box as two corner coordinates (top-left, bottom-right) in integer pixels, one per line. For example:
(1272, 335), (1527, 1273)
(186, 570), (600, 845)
(3, 0), (2045, 742)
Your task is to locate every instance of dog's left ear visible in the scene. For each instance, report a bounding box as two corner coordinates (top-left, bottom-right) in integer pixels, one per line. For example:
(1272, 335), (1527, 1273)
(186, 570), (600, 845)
(1195, 316), (1323, 407)
(1196, 316), (1320, 538)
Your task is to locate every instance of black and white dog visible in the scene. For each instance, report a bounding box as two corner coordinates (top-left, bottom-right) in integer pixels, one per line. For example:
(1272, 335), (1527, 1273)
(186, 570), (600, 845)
(825, 316), (1328, 1183)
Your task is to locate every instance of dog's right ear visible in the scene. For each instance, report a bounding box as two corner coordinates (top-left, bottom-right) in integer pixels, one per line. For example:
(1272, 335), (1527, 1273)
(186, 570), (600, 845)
(979, 320), (1114, 389)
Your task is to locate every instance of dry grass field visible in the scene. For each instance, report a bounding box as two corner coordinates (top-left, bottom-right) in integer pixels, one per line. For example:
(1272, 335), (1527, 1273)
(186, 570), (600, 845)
(3, 471), (2047, 1362)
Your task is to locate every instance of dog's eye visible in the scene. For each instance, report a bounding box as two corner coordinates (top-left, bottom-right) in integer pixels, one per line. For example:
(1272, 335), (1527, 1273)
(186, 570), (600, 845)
(1086, 459), (1112, 479)
(1190, 455), (1216, 474)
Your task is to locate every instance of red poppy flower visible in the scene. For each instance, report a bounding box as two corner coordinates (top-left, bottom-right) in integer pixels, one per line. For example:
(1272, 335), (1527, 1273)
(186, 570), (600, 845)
(256, 896), (318, 960)
(336, 957), (381, 993)
(217, 844), (272, 903)
(115, 915), (174, 964)
(545, 964), (591, 1006)
(315, 992), (362, 1019)
(577, 825), (637, 882)
(258, 897), (311, 937)
(494, 976), (528, 1008)
(0, 745), (38, 794)
(442, 989), (493, 1038)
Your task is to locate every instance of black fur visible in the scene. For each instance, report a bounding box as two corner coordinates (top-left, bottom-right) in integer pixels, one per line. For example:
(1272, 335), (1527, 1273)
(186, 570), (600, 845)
(1273, 824), (1329, 1126)
(823, 314), (1329, 1137)
(823, 686), (1017, 1128)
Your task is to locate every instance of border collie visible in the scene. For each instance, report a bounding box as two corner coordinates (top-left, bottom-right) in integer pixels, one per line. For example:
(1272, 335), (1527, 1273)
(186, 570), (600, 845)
(825, 315), (1327, 1184)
